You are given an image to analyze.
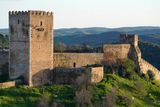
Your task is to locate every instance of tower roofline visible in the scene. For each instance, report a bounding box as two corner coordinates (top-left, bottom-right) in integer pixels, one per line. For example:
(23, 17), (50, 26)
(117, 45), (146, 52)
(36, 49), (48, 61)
(9, 10), (53, 16)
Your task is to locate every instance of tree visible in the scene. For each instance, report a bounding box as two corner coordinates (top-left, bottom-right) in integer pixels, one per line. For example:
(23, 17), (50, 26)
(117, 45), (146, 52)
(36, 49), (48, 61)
(121, 59), (136, 79)
(55, 42), (66, 52)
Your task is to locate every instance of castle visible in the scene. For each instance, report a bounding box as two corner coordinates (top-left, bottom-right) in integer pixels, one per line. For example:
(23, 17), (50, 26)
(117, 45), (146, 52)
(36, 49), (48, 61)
(8, 10), (160, 87)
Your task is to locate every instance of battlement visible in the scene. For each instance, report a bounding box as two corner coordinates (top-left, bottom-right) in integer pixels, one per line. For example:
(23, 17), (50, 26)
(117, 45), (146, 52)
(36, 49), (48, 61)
(120, 33), (138, 46)
(9, 10), (53, 16)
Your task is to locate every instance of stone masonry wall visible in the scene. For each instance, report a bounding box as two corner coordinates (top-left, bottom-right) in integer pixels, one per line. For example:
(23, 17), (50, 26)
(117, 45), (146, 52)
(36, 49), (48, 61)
(103, 44), (131, 62)
(88, 67), (104, 84)
(0, 81), (15, 88)
(53, 53), (103, 68)
(29, 11), (53, 86)
(52, 67), (104, 85)
(9, 12), (30, 82)
(141, 59), (160, 80)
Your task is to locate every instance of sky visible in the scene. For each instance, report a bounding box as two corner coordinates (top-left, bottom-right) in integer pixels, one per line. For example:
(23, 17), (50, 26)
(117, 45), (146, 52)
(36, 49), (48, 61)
(0, 0), (160, 29)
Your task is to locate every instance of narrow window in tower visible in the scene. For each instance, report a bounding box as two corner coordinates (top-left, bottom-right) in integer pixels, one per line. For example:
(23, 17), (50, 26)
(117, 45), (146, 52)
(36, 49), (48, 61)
(73, 62), (76, 68)
(40, 21), (43, 26)
(18, 19), (20, 24)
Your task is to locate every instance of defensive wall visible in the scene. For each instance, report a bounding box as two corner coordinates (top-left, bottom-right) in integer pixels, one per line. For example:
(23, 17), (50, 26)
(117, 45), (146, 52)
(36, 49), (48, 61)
(141, 59), (160, 80)
(6, 10), (160, 86)
(53, 53), (103, 68)
(120, 34), (160, 79)
(0, 81), (15, 88)
(52, 67), (103, 85)
(103, 44), (131, 62)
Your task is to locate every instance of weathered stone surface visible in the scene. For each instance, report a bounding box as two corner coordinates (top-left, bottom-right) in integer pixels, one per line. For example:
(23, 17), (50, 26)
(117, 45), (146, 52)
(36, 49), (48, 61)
(9, 12), (30, 82)
(54, 53), (103, 68)
(88, 67), (104, 83)
(52, 67), (104, 85)
(0, 81), (15, 88)
(141, 59), (160, 80)
(9, 11), (53, 86)
(103, 44), (131, 61)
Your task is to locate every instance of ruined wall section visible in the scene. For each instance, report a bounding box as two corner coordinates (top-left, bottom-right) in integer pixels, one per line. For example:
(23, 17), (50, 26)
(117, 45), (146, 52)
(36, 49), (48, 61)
(9, 11), (30, 81)
(120, 34), (160, 80)
(141, 59), (160, 80)
(103, 44), (131, 62)
(120, 34), (138, 47)
(52, 67), (103, 85)
(53, 53), (103, 68)
(88, 67), (104, 84)
(29, 11), (53, 86)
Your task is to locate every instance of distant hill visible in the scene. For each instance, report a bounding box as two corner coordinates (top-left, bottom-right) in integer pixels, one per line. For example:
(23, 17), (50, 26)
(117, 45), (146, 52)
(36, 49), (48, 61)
(0, 29), (8, 35)
(55, 31), (121, 46)
(54, 26), (160, 37)
(1, 26), (160, 44)
(54, 26), (160, 45)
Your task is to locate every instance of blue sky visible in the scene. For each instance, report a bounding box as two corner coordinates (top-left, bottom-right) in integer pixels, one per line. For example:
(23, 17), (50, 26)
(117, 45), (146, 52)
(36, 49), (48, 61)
(0, 0), (160, 28)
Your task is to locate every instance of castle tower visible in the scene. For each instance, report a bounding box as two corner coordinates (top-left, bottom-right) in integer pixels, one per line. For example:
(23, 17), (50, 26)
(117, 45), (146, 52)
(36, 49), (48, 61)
(120, 34), (138, 47)
(9, 11), (54, 86)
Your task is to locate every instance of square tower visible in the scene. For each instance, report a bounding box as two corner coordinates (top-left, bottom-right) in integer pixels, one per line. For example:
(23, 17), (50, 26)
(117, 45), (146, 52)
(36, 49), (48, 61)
(120, 34), (138, 47)
(9, 11), (54, 86)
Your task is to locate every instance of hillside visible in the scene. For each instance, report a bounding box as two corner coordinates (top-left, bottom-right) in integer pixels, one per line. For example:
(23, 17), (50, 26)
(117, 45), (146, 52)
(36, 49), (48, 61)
(1, 73), (160, 107)
(54, 27), (160, 45)
(1, 26), (160, 44)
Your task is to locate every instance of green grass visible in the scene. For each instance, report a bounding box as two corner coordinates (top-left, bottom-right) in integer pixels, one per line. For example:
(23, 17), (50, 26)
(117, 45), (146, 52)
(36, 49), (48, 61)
(91, 74), (160, 107)
(1, 74), (160, 107)
(0, 85), (75, 107)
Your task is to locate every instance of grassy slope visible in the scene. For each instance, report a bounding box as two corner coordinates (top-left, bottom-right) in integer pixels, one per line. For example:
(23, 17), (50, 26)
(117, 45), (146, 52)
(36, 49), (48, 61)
(93, 74), (160, 107)
(1, 74), (160, 107)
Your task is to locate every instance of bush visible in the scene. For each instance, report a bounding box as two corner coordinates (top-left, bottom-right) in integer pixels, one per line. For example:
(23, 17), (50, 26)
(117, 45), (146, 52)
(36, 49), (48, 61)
(104, 88), (117, 107)
(117, 95), (131, 106)
(119, 59), (136, 79)
(147, 70), (155, 80)
(134, 81), (147, 98)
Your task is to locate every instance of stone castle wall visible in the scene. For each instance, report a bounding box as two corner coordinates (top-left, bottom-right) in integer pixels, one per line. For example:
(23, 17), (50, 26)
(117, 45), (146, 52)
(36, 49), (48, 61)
(52, 67), (103, 85)
(53, 53), (103, 68)
(141, 59), (160, 80)
(0, 81), (15, 88)
(9, 12), (30, 82)
(89, 67), (104, 83)
(29, 11), (53, 86)
(8, 10), (160, 86)
(9, 11), (54, 86)
(119, 34), (160, 80)
(103, 44), (131, 61)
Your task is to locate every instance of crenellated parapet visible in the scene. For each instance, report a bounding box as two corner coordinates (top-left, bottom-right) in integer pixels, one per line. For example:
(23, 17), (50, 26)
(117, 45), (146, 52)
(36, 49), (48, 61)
(9, 10), (53, 16)
(120, 33), (138, 47)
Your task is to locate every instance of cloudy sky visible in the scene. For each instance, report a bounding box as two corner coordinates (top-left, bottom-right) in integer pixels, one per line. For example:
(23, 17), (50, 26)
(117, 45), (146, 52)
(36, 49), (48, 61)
(0, 0), (160, 28)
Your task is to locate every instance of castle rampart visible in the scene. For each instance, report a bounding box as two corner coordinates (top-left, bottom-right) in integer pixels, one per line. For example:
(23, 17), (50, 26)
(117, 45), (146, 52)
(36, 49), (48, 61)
(103, 44), (131, 61)
(7, 10), (160, 87)
(141, 59), (160, 80)
(53, 53), (103, 68)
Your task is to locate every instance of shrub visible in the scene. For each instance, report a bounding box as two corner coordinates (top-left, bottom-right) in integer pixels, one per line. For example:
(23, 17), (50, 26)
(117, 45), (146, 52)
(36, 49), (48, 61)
(147, 70), (155, 80)
(37, 93), (50, 107)
(134, 81), (147, 98)
(104, 88), (117, 107)
(119, 59), (136, 79)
